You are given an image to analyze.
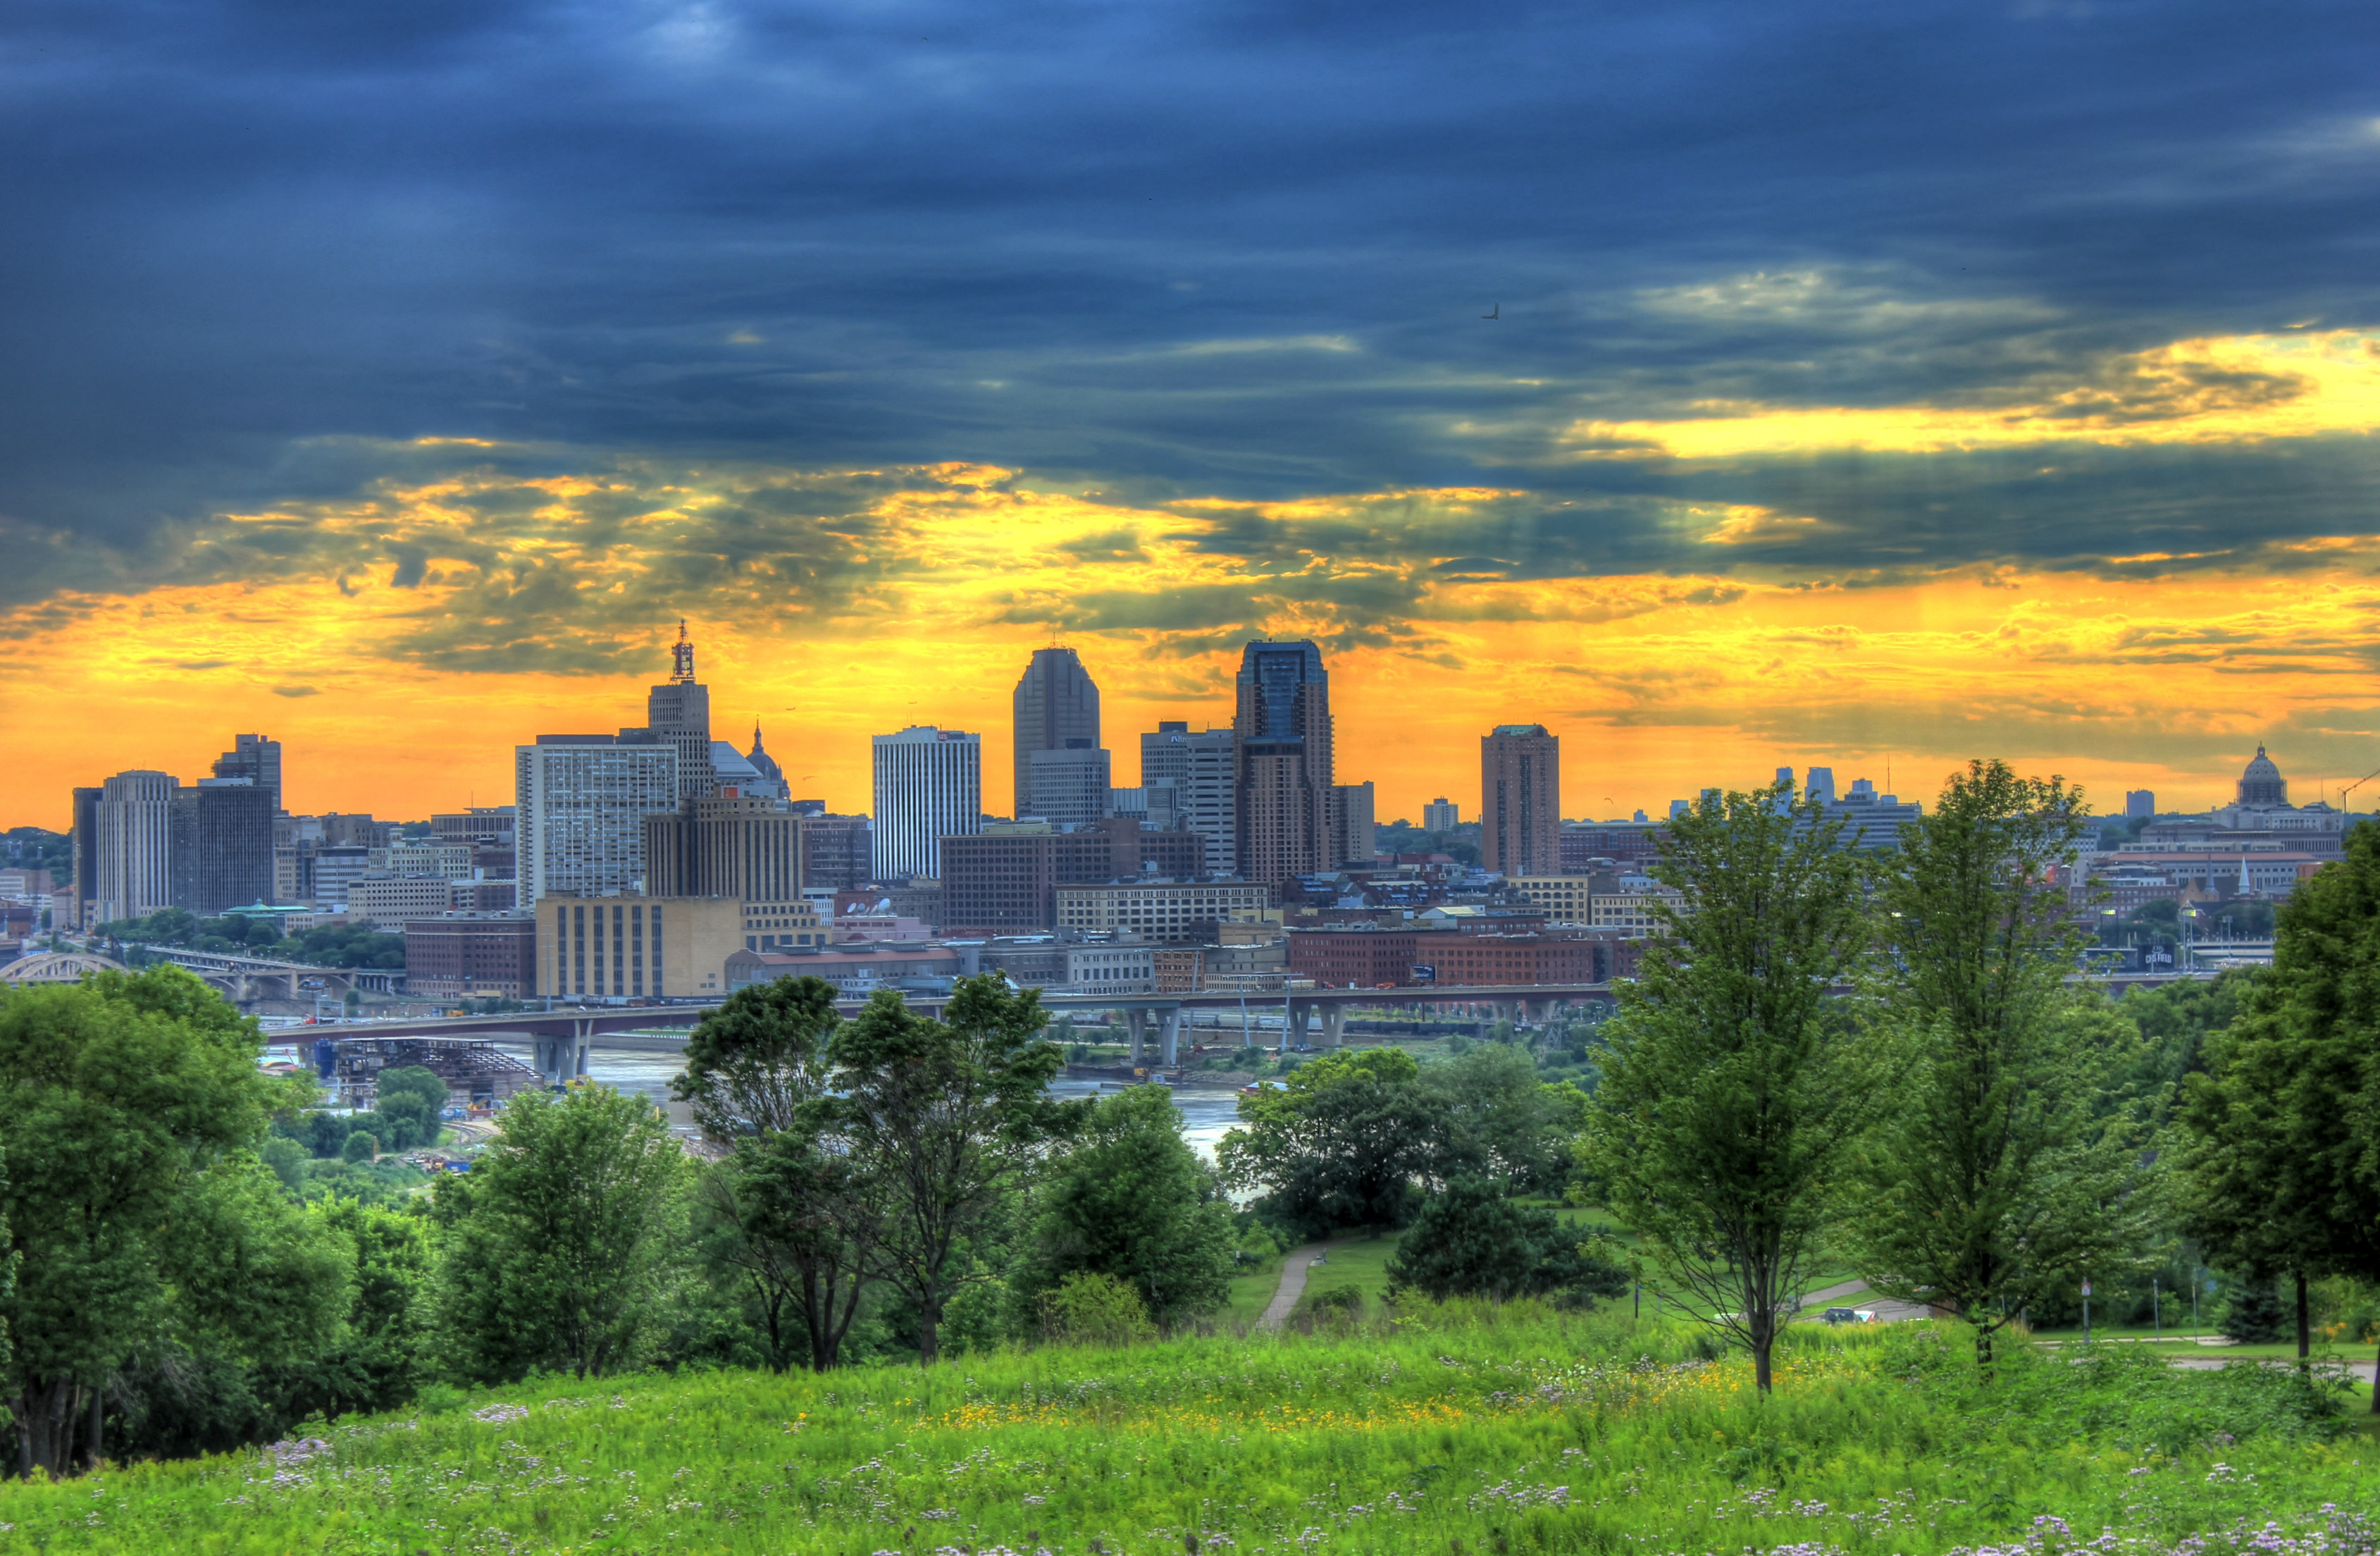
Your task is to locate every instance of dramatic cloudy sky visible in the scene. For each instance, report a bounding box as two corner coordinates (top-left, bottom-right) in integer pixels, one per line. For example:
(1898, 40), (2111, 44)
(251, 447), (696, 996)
(5, 0), (2377, 824)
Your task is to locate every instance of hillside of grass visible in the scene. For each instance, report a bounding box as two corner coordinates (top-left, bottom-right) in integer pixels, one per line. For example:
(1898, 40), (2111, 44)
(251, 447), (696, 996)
(6, 1310), (2373, 1556)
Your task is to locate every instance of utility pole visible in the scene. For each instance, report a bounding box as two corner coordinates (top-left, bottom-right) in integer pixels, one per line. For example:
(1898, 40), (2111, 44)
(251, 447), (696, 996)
(2082, 1278), (2093, 1345)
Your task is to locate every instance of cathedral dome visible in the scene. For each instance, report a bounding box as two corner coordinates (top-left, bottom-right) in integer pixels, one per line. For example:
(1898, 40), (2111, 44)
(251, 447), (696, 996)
(2236, 744), (2287, 807)
(746, 722), (785, 782)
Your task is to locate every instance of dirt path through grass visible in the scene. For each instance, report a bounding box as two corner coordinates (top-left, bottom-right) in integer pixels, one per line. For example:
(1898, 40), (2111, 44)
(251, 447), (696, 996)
(1258, 1237), (1356, 1329)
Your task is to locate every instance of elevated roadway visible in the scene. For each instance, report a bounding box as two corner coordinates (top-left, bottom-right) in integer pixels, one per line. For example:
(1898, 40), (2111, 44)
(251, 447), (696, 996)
(300, 968), (2209, 1085)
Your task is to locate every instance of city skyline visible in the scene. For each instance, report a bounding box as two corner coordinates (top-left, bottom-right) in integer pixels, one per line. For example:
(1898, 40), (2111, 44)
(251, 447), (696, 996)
(11, 624), (2370, 835)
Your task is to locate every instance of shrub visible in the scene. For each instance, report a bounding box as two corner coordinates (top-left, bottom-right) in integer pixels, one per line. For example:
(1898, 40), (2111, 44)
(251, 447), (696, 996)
(342, 1130), (378, 1163)
(1036, 1271), (1155, 1347)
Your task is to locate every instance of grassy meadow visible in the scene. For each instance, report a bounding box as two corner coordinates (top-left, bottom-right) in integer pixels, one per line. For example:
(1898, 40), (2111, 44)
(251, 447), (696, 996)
(4, 1309), (2373, 1556)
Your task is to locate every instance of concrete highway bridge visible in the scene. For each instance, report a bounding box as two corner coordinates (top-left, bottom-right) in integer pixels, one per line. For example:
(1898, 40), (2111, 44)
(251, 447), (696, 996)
(132, 944), (402, 1001)
(297, 968), (2209, 1087)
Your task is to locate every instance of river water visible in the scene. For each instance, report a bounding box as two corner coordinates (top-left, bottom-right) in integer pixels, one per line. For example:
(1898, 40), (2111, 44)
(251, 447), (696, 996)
(489, 1044), (1248, 1161)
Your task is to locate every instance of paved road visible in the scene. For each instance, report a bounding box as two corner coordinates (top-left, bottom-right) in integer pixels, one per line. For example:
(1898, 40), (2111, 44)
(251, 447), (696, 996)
(1259, 1239), (1356, 1330)
(1797, 1278), (1933, 1323)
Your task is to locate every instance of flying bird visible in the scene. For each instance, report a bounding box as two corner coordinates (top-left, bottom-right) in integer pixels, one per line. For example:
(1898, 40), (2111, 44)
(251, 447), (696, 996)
(1482, 303), (1499, 319)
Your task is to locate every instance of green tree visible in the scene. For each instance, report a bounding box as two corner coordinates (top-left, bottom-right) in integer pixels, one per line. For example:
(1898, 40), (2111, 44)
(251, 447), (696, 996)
(822, 977), (1072, 1364)
(374, 1066), (450, 1144)
(433, 1085), (693, 1381)
(0, 966), (281, 1476)
(1217, 1047), (1444, 1237)
(2174, 825), (2380, 1394)
(1386, 1178), (1628, 1305)
(675, 975), (876, 1372)
(272, 1197), (434, 1418)
(1015, 1082), (1235, 1330)
(1851, 760), (2157, 1371)
(1423, 1042), (1587, 1193)
(1580, 781), (1880, 1395)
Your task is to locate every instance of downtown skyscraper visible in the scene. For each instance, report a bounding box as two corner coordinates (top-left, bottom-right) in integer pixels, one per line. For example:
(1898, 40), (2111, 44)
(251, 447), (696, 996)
(1233, 640), (1334, 889)
(872, 726), (981, 882)
(1011, 646), (1101, 815)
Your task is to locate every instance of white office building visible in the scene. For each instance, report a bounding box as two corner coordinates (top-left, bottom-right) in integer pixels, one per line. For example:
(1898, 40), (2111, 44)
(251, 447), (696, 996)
(872, 726), (981, 883)
(95, 769), (178, 923)
(1141, 722), (1238, 875)
(514, 736), (681, 911)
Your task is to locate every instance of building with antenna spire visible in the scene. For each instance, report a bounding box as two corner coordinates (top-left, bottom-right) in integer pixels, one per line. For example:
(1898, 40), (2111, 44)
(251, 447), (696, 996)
(643, 621), (713, 804)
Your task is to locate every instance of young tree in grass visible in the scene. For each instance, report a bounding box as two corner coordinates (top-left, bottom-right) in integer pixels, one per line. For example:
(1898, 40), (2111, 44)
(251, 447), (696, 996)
(1849, 760), (2158, 1372)
(1014, 1082), (1236, 1330)
(2175, 823), (2380, 1398)
(1579, 781), (1880, 1395)
(434, 1085), (693, 1381)
(822, 977), (1073, 1364)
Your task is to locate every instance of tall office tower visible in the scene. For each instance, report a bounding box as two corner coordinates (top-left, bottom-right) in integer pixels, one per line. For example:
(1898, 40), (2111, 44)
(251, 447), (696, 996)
(1232, 641), (1333, 889)
(1025, 741), (1112, 827)
(69, 785), (101, 928)
(1803, 767), (1837, 805)
(1330, 780), (1377, 865)
(872, 726), (980, 882)
(643, 793), (805, 901)
(2125, 790), (2157, 820)
(1422, 797), (1459, 831)
(94, 770), (179, 923)
(1141, 722), (1238, 875)
(1012, 647), (1101, 815)
(645, 620), (714, 805)
(211, 734), (285, 810)
(169, 779), (276, 914)
(514, 735), (681, 910)
(1480, 724), (1560, 877)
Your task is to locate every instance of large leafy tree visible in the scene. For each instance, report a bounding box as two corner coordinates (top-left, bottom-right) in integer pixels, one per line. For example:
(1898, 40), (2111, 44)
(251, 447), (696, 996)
(1014, 1082), (1236, 1330)
(1580, 781), (1880, 1394)
(1421, 1042), (1587, 1194)
(1386, 1178), (1628, 1306)
(821, 977), (1072, 1364)
(1218, 1047), (1446, 1237)
(1851, 760), (2158, 1371)
(676, 975), (876, 1372)
(0, 966), (292, 1476)
(2176, 822), (2380, 1398)
(434, 1085), (693, 1381)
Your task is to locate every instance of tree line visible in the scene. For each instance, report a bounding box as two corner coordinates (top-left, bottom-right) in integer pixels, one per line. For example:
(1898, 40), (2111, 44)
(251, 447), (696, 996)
(1575, 760), (2380, 1399)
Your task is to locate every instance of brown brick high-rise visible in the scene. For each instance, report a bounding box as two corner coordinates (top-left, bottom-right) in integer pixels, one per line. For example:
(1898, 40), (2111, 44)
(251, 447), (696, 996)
(1481, 723), (1560, 878)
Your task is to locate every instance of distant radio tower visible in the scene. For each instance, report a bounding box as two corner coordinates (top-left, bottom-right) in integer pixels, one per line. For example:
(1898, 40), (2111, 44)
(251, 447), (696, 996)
(671, 618), (697, 684)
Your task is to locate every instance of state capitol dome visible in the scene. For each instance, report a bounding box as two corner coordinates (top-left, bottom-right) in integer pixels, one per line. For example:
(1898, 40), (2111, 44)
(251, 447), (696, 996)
(2236, 744), (2287, 808)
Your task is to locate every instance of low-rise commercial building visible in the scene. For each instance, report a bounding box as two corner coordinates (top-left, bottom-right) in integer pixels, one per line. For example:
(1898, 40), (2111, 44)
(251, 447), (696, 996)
(348, 874), (462, 927)
(404, 914), (538, 1001)
(1066, 943), (1156, 994)
(1287, 926), (1615, 988)
(726, 942), (964, 995)
(1054, 879), (1270, 941)
(940, 817), (1207, 933)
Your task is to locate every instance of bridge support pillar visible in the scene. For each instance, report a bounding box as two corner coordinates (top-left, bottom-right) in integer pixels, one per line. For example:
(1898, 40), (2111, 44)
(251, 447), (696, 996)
(531, 1019), (595, 1088)
(1156, 1004), (1182, 1067)
(1320, 1005), (1346, 1048)
(1125, 1008), (1146, 1066)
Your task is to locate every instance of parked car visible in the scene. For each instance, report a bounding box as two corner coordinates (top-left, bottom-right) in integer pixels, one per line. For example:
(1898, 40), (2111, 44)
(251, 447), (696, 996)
(1821, 1307), (1876, 1325)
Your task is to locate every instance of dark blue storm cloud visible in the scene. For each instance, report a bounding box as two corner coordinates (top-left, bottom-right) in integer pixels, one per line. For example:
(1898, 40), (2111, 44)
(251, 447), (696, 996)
(1, 0), (2375, 594)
